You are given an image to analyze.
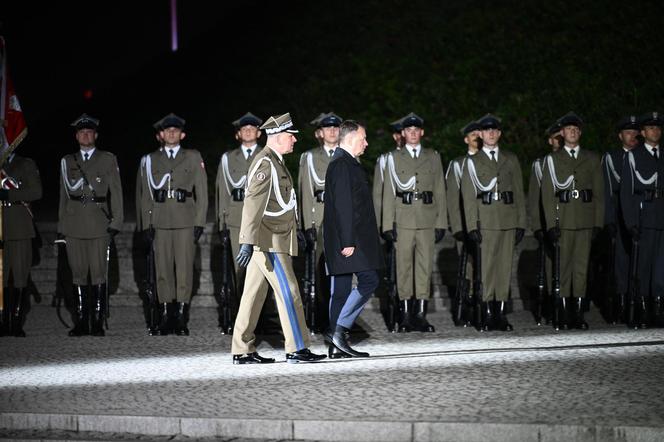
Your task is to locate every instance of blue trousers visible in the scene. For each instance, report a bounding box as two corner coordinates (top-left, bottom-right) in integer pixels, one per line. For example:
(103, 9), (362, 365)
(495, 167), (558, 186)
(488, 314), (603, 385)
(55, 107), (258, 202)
(329, 270), (379, 330)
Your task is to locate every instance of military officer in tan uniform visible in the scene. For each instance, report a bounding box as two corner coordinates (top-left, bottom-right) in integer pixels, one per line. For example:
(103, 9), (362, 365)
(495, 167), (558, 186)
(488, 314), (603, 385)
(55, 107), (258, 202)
(381, 112), (447, 333)
(58, 114), (123, 337)
(232, 113), (325, 364)
(137, 113), (208, 336)
(1, 153), (42, 337)
(445, 120), (480, 326)
(461, 114), (526, 331)
(541, 112), (604, 330)
(216, 112), (263, 277)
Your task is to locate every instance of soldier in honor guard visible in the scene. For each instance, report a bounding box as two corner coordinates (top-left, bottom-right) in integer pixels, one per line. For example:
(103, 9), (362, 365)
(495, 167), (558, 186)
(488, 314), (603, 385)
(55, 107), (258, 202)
(461, 114), (526, 331)
(1, 152), (42, 337)
(372, 117), (405, 231)
(602, 115), (640, 323)
(137, 113), (208, 336)
(58, 114), (123, 337)
(620, 111), (664, 328)
(232, 113), (325, 364)
(541, 112), (604, 330)
(297, 111), (343, 330)
(526, 121), (562, 324)
(381, 112), (447, 332)
(215, 112), (263, 287)
(446, 120), (481, 326)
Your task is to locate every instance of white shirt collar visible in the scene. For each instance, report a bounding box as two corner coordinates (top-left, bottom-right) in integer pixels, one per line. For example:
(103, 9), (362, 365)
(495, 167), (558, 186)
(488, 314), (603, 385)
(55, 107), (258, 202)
(268, 145), (283, 162)
(241, 144), (258, 160)
(165, 144), (181, 158)
(323, 145), (337, 157)
(80, 147), (96, 160)
(405, 143), (421, 158)
(482, 145), (499, 160)
(645, 143), (660, 155)
(622, 146), (630, 152)
(564, 145), (579, 157)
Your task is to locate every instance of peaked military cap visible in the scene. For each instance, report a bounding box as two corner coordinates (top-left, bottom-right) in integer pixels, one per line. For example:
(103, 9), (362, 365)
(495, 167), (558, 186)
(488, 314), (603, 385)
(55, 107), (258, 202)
(233, 112), (263, 129)
(309, 113), (327, 126)
(389, 117), (405, 133)
(159, 113), (186, 130)
(260, 113), (299, 135)
(71, 113), (99, 131)
(460, 120), (481, 135)
(617, 115), (640, 132)
(638, 111), (663, 127)
(545, 121), (562, 137)
(401, 112), (424, 128)
(477, 113), (502, 130)
(557, 111), (583, 128)
(318, 112), (343, 128)
(152, 116), (166, 132)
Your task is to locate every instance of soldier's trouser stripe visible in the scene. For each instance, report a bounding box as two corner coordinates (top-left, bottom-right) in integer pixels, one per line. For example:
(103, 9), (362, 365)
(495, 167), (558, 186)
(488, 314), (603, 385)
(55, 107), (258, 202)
(268, 252), (305, 351)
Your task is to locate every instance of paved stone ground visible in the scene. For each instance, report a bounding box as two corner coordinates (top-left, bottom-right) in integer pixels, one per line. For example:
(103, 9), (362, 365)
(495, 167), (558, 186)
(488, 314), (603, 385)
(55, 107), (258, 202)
(1, 304), (664, 442)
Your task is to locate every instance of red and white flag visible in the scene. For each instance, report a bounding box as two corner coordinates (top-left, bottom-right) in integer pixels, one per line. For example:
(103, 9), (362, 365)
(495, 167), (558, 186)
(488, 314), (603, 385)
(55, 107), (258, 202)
(0, 36), (27, 163)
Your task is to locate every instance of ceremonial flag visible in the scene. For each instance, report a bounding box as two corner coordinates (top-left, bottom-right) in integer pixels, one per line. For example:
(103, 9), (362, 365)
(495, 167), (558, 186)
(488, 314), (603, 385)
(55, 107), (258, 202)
(0, 36), (27, 164)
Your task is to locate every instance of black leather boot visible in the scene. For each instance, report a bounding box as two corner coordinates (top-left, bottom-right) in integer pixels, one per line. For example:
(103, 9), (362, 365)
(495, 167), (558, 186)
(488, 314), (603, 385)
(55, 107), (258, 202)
(1, 287), (13, 336)
(617, 293), (627, 324)
(69, 285), (90, 336)
(90, 284), (106, 336)
(12, 288), (27, 337)
(554, 297), (569, 331)
(412, 299), (435, 332)
(157, 302), (171, 335)
(634, 296), (649, 329)
(174, 302), (190, 336)
(496, 301), (513, 331)
(480, 301), (494, 332)
(653, 296), (664, 327)
(398, 299), (414, 333)
(329, 325), (369, 358)
(574, 297), (588, 330)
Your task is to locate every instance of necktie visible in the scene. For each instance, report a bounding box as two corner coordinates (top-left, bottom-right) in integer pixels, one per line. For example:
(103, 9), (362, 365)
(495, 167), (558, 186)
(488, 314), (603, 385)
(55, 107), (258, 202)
(570, 149), (576, 159)
(329, 149), (334, 158)
(169, 149), (174, 159)
(653, 148), (658, 159)
(246, 148), (252, 158)
(490, 150), (496, 162)
(84, 152), (89, 161)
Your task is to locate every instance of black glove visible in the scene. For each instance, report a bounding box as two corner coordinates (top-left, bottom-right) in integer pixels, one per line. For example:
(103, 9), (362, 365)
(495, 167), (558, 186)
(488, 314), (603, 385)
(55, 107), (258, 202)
(0, 189), (8, 200)
(297, 229), (307, 252)
(434, 228), (446, 243)
(107, 227), (120, 238)
(533, 229), (544, 242)
(143, 227), (155, 243)
(591, 226), (601, 241)
(54, 233), (66, 245)
(514, 228), (525, 245)
(547, 226), (561, 241)
(629, 226), (640, 241)
(605, 223), (617, 238)
(382, 229), (397, 242)
(468, 229), (482, 244)
(194, 226), (204, 243)
(305, 227), (317, 244)
(236, 243), (253, 268)
(453, 231), (466, 242)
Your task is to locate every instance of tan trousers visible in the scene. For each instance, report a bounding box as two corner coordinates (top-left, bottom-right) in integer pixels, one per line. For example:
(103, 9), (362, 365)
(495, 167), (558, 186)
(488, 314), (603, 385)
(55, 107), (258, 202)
(396, 227), (434, 300)
(154, 227), (195, 302)
(232, 251), (311, 354)
(66, 236), (109, 285)
(480, 230), (514, 302)
(2, 239), (32, 288)
(558, 229), (592, 298)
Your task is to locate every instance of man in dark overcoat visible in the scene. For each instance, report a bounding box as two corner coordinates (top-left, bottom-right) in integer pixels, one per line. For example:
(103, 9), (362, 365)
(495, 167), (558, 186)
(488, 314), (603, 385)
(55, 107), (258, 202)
(323, 120), (383, 358)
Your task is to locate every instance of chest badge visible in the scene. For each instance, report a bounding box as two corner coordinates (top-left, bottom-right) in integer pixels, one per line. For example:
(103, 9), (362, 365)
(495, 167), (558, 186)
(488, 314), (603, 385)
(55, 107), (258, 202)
(95, 176), (102, 183)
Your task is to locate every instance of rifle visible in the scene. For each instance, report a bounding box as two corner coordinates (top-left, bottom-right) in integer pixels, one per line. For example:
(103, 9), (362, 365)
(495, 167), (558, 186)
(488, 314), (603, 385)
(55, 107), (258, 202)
(144, 228), (159, 335)
(387, 223), (399, 332)
(535, 235), (546, 326)
(607, 232), (617, 324)
(552, 204), (562, 330)
(304, 221), (317, 334)
(454, 240), (471, 326)
(627, 203), (641, 329)
(474, 221), (484, 331)
(219, 211), (235, 335)
(104, 241), (111, 329)
(54, 237), (73, 329)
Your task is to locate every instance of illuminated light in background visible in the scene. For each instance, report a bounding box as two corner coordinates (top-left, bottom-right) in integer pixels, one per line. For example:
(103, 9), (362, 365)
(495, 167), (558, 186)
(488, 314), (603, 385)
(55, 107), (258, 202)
(83, 89), (93, 100)
(171, 0), (178, 52)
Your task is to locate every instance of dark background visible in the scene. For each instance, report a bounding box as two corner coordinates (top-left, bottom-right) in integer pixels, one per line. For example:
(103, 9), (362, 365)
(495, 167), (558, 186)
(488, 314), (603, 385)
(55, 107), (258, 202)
(3, 0), (664, 222)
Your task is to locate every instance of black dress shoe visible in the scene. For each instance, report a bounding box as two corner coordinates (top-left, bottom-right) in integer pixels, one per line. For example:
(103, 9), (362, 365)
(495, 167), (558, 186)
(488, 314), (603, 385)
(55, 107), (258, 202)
(330, 326), (370, 358)
(286, 348), (327, 364)
(232, 352), (275, 365)
(328, 344), (352, 359)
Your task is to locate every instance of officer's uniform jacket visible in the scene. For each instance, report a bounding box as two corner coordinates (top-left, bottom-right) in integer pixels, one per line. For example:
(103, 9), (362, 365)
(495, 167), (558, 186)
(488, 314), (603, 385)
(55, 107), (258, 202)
(215, 146), (259, 229)
(527, 157), (545, 232)
(240, 147), (298, 255)
(602, 149), (627, 227)
(58, 149), (123, 238)
(620, 144), (664, 231)
(1, 155), (42, 240)
(461, 149), (526, 231)
(446, 154), (470, 234)
(381, 147), (447, 232)
(138, 147), (208, 229)
(298, 146), (335, 231)
(541, 148), (604, 230)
